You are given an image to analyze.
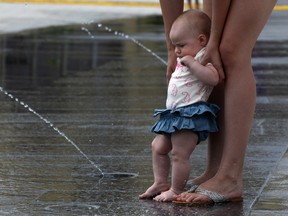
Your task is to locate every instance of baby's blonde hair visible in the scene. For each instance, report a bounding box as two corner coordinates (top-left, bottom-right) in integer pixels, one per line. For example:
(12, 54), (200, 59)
(174, 9), (211, 38)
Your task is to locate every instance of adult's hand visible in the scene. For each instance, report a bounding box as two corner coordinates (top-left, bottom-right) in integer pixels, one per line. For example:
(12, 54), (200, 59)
(200, 43), (225, 82)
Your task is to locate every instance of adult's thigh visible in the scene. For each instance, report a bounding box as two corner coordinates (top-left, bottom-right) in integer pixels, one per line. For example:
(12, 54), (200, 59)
(203, 0), (212, 18)
(220, 0), (276, 59)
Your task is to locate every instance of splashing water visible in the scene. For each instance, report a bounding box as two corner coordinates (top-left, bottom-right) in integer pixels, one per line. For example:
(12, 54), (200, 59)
(81, 21), (168, 66)
(1, 21), (166, 179)
(81, 27), (94, 39)
(0, 86), (104, 177)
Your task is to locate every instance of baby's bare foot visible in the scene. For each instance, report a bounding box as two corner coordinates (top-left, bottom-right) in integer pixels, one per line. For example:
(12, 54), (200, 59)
(153, 189), (179, 202)
(139, 183), (169, 199)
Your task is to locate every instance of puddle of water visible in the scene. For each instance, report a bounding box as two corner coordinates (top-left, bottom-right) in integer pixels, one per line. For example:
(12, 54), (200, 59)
(101, 172), (139, 178)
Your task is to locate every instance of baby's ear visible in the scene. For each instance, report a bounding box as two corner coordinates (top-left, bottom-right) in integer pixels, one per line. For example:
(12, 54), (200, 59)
(198, 34), (208, 46)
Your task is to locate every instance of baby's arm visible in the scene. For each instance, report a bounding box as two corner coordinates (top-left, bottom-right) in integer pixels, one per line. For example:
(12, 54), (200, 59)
(180, 55), (219, 86)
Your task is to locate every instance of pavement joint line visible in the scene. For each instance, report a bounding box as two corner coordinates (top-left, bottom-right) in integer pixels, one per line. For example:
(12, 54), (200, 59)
(0, 0), (288, 10)
(248, 143), (288, 214)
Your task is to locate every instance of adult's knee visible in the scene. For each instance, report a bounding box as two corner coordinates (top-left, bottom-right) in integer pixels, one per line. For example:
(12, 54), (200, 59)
(219, 42), (238, 68)
(219, 41), (252, 71)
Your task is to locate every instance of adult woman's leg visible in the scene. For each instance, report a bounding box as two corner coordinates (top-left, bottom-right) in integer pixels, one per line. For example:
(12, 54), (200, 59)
(178, 0), (277, 203)
(186, 0), (224, 186)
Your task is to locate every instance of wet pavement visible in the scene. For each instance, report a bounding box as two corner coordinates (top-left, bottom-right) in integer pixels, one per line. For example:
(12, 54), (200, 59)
(0, 3), (288, 216)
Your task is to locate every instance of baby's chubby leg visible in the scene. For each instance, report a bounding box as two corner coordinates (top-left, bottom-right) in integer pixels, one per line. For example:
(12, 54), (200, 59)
(154, 130), (197, 202)
(139, 134), (171, 199)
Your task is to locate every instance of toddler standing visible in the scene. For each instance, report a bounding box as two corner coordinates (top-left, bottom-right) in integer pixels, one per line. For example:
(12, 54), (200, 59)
(139, 10), (219, 202)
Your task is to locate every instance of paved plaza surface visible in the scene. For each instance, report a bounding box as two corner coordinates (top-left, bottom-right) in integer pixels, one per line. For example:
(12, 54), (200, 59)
(0, 2), (287, 215)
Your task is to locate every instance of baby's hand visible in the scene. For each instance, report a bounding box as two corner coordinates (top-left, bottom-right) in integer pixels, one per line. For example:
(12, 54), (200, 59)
(180, 55), (195, 67)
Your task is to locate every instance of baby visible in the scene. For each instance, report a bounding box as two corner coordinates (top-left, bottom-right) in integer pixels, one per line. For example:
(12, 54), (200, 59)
(139, 9), (220, 202)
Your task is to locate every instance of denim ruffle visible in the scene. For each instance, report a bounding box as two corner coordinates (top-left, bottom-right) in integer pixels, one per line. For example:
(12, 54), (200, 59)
(151, 102), (220, 142)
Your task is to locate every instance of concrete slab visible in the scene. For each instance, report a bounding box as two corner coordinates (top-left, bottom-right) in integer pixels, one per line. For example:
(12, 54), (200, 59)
(250, 150), (288, 216)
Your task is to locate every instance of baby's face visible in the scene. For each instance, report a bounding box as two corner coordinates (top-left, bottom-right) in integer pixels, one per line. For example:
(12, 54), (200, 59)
(170, 23), (203, 58)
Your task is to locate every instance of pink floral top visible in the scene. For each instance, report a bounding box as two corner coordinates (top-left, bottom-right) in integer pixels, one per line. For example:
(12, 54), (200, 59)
(166, 48), (214, 109)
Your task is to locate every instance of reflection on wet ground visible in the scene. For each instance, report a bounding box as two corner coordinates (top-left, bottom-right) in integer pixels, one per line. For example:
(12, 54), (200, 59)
(0, 15), (288, 215)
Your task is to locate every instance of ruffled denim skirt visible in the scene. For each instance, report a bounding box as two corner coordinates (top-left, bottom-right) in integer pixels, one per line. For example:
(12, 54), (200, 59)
(151, 102), (220, 143)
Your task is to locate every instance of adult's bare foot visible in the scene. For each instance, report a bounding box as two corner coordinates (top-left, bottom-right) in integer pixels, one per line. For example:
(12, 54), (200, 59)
(174, 176), (243, 203)
(185, 171), (216, 191)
